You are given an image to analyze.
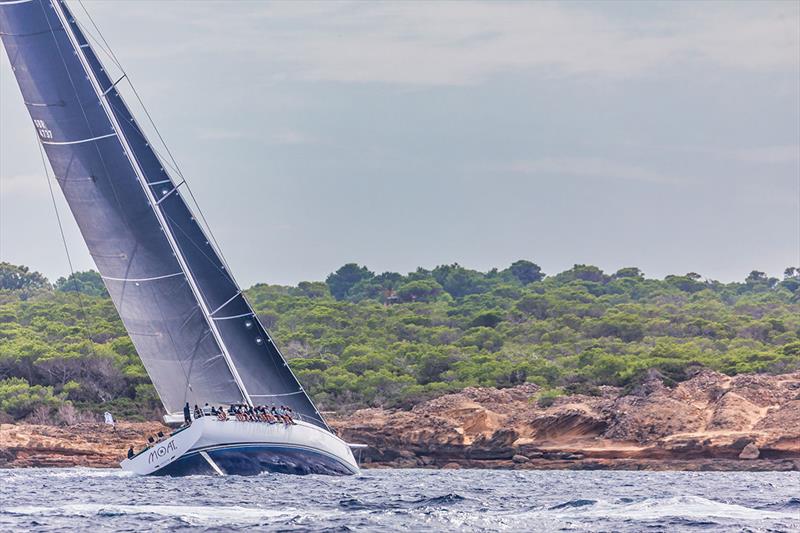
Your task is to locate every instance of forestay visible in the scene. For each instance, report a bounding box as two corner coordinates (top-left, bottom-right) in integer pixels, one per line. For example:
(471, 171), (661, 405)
(0, 0), (328, 429)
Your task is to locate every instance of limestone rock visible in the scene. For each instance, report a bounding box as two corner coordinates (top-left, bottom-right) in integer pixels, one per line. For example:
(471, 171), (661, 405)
(512, 454), (529, 463)
(739, 443), (760, 460)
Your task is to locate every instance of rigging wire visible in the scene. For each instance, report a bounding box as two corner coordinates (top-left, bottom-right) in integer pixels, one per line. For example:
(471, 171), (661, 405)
(75, 0), (236, 277)
(34, 133), (99, 360)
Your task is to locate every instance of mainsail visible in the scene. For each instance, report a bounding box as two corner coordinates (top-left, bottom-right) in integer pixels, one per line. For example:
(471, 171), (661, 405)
(0, 0), (328, 429)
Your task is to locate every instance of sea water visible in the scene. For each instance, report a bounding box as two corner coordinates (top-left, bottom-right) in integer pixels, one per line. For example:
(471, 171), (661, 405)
(0, 468), (797, 532)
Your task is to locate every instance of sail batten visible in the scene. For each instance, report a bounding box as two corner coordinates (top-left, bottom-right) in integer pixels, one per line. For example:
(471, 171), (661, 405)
(1, 0), (330, 430)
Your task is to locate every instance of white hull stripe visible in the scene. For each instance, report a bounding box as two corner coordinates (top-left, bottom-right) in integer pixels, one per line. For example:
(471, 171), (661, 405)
(102, 272), (184, 282)
(42, 132), (116, 145)
(0, 0), (36, 6)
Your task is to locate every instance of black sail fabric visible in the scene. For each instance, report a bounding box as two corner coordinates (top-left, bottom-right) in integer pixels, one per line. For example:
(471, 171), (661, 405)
(0, 0), (328, 429)
(0, 0), (234, 414)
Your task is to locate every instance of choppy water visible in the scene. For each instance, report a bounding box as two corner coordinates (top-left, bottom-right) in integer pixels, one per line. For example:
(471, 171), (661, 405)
(0, 469), (797, 532)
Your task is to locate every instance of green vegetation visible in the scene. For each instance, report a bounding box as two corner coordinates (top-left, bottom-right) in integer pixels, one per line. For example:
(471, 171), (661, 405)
(0, 260), (798, 421)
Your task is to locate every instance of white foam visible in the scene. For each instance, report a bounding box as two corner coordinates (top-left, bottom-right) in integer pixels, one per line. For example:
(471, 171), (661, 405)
(0, 467), (132, 482)
(571, 495), (797, 522)
(3, 504), (298, 526)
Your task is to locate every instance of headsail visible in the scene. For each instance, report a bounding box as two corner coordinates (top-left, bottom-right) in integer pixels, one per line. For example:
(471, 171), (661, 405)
(0, 0), (328, 429)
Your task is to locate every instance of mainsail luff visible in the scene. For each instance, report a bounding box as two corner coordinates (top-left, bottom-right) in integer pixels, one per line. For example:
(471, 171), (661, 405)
(50, 0), (253, 409)
(0, 0), (245, 411)
(0, 0), (329, 429)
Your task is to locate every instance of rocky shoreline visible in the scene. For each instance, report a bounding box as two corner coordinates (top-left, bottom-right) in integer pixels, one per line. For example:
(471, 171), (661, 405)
(1, 370), (798, 471)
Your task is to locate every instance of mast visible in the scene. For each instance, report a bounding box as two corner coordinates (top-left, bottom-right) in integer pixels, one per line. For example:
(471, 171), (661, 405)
(2, 0), (330, 429)
(50, 0), (253, 407)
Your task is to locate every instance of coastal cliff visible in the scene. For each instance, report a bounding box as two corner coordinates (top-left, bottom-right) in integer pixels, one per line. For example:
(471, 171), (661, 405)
(333, 369), (800, 471)
(1, 370), (798, 471)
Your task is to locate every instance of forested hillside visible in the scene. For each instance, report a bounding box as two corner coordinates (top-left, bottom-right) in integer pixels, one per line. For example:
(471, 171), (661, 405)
(0, 260), (798, 422)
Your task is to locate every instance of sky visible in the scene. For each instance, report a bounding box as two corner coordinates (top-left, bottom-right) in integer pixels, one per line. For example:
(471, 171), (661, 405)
(0, 0), (798, 287)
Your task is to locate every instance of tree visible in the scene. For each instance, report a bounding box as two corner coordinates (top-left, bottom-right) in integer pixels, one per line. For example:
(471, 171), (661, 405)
(515, 293), (549, 319)
(613, 267), (644, 280)
(396, 279), (444, 302)
(325, 264), (374, 300)
(432, 264), (487, 298)
(0, 263), (49, 292)
(470, 311), (503, 329)
(665, 274), (705, 293)
(290, 281), (330, 299)
(507, 260), (544, 285)
(555, 264), (608, 284)
(55, 270), (107, 297)
(0, 377), (61, 419)
(347, 271), (403, 302)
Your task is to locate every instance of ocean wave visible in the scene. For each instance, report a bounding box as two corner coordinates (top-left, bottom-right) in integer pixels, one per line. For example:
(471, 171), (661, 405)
(2, 504), (298, 526)
(548, 499), (597, 510)
(757, 497), (800, 511)
(1, 469), (797, 532)
(577, 495), (799, 522)
(411, 493), (466, 507)
(338, 493), (466, 512)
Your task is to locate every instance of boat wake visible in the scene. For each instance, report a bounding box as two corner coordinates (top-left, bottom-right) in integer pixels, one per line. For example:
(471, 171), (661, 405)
(2, 504), (302, 527)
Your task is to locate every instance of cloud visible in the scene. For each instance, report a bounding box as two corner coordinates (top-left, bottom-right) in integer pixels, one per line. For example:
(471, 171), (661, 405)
(508, 157), (686, 185)
(267, 131), (314, 145)
(87, 1), (800, 86)
(730, 145), (800, 164)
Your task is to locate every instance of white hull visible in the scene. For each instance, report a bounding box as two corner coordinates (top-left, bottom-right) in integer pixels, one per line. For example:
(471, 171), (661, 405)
(120, 417), (359, 476)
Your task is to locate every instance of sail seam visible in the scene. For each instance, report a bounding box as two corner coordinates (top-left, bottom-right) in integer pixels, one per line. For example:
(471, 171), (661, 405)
(41, 132), (116, 145)
(102, 272), (184, 283)
(250, 391), (305, 398)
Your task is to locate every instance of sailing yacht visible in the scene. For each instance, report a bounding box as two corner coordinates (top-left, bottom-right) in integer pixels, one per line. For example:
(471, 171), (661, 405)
(0, 0), (360, 476)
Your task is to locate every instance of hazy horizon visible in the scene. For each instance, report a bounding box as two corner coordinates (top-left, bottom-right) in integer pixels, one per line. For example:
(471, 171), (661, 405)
(1, 1), (798, 287)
